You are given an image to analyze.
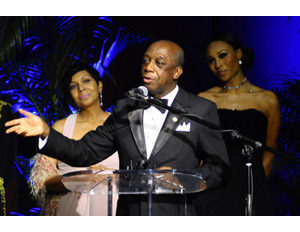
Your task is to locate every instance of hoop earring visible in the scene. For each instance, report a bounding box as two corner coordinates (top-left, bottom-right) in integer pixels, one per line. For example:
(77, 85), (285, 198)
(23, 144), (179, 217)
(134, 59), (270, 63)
(239, 60), (242, 65)
(99, 92), (103, 107)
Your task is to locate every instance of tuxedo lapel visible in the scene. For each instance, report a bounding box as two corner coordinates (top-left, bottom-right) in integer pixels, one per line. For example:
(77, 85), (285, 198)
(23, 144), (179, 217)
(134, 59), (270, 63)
(128, 109), (147, 159)
(150, 89), (190, 159)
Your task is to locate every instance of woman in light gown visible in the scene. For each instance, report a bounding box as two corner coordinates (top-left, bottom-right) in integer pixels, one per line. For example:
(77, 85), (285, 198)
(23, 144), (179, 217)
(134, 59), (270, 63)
(29, 63), (119, 215)
(196, 32), (281, 215)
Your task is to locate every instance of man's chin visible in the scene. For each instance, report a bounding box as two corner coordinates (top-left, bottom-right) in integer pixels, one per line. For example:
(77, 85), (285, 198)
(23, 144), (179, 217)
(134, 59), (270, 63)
(144, 83), (154, 93)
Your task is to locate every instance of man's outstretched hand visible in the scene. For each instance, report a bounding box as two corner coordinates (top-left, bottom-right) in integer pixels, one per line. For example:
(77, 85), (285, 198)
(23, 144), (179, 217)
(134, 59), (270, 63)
(5, 109), (50, 138)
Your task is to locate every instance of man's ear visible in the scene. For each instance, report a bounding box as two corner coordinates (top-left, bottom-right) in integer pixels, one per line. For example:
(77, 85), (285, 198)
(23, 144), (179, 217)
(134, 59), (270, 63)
(173, 66), (183, 80)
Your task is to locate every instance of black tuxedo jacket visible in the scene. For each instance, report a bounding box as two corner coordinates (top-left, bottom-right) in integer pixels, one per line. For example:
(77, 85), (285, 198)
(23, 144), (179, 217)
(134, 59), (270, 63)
(41, 88), (230, 215)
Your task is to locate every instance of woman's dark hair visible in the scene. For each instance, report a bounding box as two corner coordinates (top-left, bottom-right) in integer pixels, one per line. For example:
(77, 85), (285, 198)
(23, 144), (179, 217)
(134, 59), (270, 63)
(206, 32), (254, 70)
(65, 63), (101, 84)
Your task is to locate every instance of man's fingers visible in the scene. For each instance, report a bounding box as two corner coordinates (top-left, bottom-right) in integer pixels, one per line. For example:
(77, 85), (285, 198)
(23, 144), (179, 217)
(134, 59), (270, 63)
(18, 109), (34, 117)
(15, 128), (25, 135)
(6, 126), (17, 134)
(6, 125), (21, 134)
(15, 127), (31, 137)
(6, 125), (29, 136)
(20, 131), (31, 137)
(5, 119), (20, 127)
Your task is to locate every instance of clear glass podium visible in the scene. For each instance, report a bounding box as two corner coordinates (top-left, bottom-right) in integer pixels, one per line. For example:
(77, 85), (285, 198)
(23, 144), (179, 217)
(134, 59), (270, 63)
(62, 169), (206, 216)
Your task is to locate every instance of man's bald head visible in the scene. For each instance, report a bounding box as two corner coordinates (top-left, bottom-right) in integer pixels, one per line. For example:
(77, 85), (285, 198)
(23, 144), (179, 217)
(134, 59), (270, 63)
(148, 40), (184, 67)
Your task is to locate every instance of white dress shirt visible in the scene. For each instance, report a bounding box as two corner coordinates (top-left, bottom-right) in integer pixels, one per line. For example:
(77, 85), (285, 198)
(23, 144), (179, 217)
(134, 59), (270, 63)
(143, 85), (178, 159)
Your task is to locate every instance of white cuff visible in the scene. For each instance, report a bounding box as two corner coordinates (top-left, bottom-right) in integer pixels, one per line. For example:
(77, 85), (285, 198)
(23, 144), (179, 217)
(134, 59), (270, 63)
(38, 136), (48, 150)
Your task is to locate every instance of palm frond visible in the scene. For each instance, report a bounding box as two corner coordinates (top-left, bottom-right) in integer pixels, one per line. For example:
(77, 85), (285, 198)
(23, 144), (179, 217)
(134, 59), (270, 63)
(93, 27), (146, 81)
(0, 16), (32, 64)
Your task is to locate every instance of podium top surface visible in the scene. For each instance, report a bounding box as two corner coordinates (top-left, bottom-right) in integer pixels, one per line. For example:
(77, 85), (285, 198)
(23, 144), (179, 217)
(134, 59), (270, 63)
(62, 169), (207, 195)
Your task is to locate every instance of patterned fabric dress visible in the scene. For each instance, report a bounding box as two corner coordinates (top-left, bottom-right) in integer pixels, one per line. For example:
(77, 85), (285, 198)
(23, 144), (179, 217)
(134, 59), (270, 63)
(29, 113), (119, 215)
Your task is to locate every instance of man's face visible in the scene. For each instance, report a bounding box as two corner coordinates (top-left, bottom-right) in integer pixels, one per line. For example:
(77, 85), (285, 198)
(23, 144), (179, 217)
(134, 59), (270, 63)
(141, 42), (180, 99)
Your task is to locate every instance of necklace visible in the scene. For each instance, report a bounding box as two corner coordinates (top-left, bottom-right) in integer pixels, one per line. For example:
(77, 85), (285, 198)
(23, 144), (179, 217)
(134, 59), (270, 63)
(223, 77), (247, 90)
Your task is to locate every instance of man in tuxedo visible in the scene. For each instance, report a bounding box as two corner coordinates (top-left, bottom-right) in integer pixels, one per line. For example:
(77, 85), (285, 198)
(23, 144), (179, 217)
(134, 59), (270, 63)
(6, 40), (230, 215)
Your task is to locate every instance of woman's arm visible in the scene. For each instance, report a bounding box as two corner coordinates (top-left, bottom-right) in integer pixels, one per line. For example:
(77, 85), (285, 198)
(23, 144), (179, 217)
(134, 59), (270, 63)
(262, 91), (281, 178)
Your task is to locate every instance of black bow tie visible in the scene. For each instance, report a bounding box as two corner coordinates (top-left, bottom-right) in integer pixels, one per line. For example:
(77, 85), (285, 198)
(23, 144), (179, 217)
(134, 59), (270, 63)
(139, 99), (168, 114)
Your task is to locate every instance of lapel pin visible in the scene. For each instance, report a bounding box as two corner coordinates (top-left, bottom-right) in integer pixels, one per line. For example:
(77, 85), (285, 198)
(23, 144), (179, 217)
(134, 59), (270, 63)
(172, 116), (178, 122)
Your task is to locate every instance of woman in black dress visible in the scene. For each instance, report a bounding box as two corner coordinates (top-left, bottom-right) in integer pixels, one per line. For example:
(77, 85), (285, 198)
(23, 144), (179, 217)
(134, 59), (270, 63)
(197, 32), (281, 215)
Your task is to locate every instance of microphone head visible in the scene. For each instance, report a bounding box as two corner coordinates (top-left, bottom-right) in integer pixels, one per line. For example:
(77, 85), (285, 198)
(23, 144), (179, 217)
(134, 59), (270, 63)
(127, 86), (149, 100)
(137, 86), (148, 97)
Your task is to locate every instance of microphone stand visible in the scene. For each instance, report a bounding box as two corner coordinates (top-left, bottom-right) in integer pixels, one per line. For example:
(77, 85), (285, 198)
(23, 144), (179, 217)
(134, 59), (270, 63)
(225, 130), (300, 215)
(229, 131), (256, 216)
(128, 93), (300, 215)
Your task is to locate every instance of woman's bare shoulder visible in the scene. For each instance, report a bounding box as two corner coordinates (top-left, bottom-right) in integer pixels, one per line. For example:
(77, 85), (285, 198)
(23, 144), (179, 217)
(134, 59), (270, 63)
(252, 86), (280, 112)
(197, 87), (222, 101)
(52, 117), (67, 133)
(256, 87), (279, 104)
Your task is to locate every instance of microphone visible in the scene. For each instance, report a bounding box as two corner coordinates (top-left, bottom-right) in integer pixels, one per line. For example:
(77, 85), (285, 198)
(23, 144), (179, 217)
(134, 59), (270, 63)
(127, 86), (149, 99)
(230, 131), (262, 148)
